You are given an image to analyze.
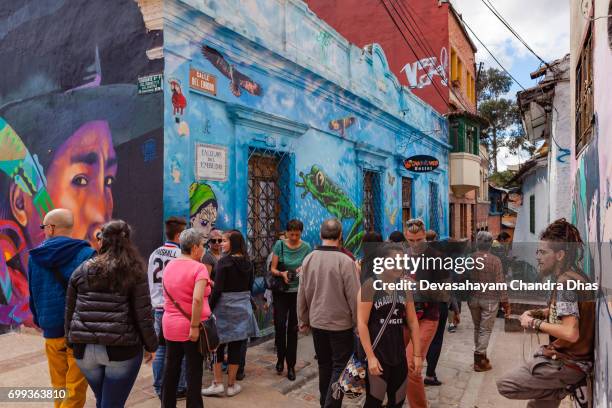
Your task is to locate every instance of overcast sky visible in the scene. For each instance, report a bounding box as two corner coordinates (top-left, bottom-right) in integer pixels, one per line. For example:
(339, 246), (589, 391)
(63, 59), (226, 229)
(451, 0), (570, 169)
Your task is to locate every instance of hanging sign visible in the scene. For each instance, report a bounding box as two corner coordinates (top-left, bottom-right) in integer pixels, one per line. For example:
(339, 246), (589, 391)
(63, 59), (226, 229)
(195, 143), (227, 181)
(403, 155), (439, 172)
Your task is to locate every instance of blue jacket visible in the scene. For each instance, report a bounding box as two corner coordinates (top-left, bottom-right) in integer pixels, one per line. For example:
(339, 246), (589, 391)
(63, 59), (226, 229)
(28, 237), (95, 338)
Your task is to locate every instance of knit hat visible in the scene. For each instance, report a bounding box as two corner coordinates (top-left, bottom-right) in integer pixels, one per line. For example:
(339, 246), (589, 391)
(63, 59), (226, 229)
(189, 182), (217, 216)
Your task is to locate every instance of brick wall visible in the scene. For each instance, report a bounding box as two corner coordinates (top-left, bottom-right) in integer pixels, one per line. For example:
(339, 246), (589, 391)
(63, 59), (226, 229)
(448, 11), (476, 112)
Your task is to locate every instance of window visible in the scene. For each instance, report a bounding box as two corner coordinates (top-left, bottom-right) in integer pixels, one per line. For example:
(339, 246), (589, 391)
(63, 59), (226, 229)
(457, 58), (463, 87)
(466, 125), (476, 155)
(402, 177), (413, 227)
(450, 121), (460, 152)
(451, 48), (458, 81)
(429, 182), (440, 235)
(363, 170), (382, 232)
(575, 24), (594, 153)
(529, 195), (535, 234)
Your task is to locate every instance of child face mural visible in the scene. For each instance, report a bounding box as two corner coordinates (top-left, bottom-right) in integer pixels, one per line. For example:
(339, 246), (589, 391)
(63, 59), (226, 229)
(189, 183), (218, 242)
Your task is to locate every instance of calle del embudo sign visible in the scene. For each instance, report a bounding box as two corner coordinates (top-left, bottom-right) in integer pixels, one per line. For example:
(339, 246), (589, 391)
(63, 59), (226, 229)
(403, 155), (439, 172)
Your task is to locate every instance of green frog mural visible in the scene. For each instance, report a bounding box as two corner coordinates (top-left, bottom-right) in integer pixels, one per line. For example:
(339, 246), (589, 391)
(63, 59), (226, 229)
(296, 165), (364, 253)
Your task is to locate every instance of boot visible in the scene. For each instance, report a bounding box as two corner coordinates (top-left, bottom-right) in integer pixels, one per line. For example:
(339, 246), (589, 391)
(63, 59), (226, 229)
(482, 353), (493, 370)
(473, 352), (492, 372)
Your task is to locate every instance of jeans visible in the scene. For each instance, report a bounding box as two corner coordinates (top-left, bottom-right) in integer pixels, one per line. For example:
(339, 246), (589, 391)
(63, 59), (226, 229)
(45, 337), (88, 408)
(273, 291), (298, 368)
(311, 327), (354, 408)
(426, 302), (448, 377)
(152, 309), (186, 396)
(162, 340), (203, 408)
(468, 298), (499, 354)
(406, 318), (438, 408)
(76, 344), (142, 408)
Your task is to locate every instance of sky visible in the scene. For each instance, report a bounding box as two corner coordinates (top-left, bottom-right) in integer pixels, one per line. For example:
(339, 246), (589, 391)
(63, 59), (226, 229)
(451, 0), (570, 169)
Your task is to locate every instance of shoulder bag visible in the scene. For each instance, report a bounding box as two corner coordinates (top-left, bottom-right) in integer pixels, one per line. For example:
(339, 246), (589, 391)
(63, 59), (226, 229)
(265, 241), (289, 293)
(331, 291), (398, 400)
(162, 283), (219, 357)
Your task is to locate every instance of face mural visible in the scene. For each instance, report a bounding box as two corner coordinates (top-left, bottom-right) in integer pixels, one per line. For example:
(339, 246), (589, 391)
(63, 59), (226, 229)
(0, 0), (163, 331)
(189, 182), (219, 243)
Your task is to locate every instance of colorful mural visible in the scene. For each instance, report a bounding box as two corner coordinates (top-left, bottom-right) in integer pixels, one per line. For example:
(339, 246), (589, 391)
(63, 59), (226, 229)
(189, 182), (218, 243)
(0, 0), (163, 331)
(296, 165), (364, 253)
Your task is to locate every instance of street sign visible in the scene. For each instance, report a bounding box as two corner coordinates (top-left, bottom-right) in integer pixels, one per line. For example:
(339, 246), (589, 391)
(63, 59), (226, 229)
(195, 143), (227, 181)
(137, 73), (163, 95)
(403, 155), (439, 172)
(190, 68), (217, 96)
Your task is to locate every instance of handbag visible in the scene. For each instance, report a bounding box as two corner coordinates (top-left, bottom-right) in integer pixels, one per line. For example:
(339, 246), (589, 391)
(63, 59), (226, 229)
(332, 292), (398, 400)
(162, 283), (219, 357)
(265, 241), (290, 293)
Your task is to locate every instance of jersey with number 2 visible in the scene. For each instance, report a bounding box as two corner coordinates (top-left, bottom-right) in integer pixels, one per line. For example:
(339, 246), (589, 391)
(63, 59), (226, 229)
(148, 243), (181, 309)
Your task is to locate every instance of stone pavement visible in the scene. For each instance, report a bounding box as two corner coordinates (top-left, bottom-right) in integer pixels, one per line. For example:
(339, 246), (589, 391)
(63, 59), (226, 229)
(0, 309), (573, 407)
(287, 308), (573, 408)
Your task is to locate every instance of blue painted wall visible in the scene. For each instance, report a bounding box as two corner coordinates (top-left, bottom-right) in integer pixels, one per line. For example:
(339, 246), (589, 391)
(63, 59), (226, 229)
(162, 0), (450, 254)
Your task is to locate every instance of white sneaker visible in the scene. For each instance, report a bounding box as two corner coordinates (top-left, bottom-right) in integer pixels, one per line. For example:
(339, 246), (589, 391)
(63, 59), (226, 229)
(201, 382), (225, 396)
(226, 383), (242, 397)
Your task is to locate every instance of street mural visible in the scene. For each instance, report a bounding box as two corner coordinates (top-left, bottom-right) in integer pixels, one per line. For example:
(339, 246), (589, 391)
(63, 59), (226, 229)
(201, 45), (263, 98)
(0, 0), (163, 331)
(296, 165), (364, 254)
(328, 116), (356, 137)
(189, 182), (219, 244)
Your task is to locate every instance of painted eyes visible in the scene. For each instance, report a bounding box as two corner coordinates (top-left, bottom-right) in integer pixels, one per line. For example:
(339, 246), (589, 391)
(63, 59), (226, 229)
(72, 175), (116, 187)
(72, 175), (88, 186)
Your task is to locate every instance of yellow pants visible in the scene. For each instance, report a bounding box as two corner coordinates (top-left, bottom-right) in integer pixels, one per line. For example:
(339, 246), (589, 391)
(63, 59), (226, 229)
(45, 338), (88, 408)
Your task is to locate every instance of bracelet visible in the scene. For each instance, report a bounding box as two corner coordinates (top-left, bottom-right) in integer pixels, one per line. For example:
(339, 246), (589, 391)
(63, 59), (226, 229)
(535, 319), (543, 332)
(414, 355), (423, 357)
(190, 325), (199, 328)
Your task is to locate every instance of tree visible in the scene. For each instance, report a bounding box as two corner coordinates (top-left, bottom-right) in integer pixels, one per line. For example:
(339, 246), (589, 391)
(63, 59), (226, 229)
(477, 67), (534, 172)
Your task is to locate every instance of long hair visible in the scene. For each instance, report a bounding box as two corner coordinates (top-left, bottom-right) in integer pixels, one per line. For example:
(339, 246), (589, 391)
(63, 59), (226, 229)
(539, 218), (585, 276)
(88, 220), (146, 293)
(225, 229), (249, 261)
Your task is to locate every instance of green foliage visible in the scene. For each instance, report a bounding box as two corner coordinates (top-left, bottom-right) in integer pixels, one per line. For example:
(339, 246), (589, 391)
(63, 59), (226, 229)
(489, 170), (520, 188)
(477, 66), (533, 172)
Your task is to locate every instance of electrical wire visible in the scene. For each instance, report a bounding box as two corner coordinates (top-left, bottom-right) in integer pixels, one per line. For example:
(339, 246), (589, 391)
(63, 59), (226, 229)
(479, 0), (550, 68)
(391, 0), (475, 113)
(460, 18), (526, 91)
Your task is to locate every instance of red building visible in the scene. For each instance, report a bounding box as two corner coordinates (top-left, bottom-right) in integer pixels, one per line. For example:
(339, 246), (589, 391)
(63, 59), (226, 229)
(306, 0), (487, 239)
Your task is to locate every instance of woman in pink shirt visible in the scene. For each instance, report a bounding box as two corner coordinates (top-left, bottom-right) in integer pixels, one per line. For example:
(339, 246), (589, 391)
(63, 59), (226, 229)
(161, 228), (211, 408)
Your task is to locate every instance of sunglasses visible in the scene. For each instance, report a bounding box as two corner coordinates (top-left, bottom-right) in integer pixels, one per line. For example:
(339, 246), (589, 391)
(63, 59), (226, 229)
(406, 219), (424, 227)
(96, 231), (103, 241)
(39, 224), (55, 230)
(209, 239), (222, 244)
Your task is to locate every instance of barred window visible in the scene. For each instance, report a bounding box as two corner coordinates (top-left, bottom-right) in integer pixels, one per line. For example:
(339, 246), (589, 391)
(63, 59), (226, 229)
(575, 24), (593, 154)
(363, 170), (382, 233)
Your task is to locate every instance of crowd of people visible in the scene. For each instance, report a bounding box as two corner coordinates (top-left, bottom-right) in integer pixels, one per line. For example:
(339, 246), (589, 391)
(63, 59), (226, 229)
(26, 207), (595, 408)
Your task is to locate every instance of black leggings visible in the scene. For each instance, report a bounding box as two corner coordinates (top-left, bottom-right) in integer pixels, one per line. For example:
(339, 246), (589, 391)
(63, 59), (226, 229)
(273, 291), (298, 367)
(216, 340), (247, 365)
(162, 340), (203, 408)
(364, 360), (408, 408)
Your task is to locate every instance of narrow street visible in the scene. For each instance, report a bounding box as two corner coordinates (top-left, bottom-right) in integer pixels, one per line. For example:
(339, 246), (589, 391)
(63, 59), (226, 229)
(0, 310), (571, 408)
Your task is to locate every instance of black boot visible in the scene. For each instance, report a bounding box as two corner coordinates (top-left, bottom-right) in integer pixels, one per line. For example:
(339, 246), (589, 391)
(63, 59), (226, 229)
(287, 367), (296, 381)
(276, 360), (284, 375)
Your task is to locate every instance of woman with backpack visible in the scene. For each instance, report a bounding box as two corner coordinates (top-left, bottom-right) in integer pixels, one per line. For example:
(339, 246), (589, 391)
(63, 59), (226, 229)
(65, 220), (158, 408)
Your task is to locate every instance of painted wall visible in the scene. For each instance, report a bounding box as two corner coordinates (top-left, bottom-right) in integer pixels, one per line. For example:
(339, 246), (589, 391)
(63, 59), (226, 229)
(163, 0), (449, 254)
(570, 0), (612, 403)
(448, 10), (477, 112)
(0, 0), (164, 332)
(304, 0), (451, 114)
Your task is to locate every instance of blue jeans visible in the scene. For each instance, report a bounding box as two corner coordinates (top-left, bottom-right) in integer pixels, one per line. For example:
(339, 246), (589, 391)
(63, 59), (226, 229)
(76, 344), (142, 408)
(153, 309), (187, 395)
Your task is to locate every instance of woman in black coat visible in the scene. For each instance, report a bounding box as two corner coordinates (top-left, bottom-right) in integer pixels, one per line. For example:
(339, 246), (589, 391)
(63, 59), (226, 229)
(65, 220), (157, 408)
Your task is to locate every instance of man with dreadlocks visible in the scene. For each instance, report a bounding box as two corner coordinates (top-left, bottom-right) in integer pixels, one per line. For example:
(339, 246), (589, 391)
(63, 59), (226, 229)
(497, 218), (596, 407)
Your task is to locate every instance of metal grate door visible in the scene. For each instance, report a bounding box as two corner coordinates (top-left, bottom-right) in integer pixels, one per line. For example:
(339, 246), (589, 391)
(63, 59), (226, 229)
(247, 149), (291, 277)
(363, 170), (382, 233)
(429, 181), (440, 235)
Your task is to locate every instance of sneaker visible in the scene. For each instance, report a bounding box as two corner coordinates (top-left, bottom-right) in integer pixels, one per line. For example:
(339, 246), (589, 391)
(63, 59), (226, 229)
(226, 383), (242, 397)
(201, 382), (225, 396)
(448, 323), (457, 333)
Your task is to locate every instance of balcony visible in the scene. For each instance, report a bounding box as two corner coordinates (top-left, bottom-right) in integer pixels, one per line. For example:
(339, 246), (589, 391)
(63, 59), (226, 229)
(450, 152), (481, 196)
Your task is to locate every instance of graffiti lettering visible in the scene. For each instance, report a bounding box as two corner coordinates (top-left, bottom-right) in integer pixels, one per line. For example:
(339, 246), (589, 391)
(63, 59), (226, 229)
(400, 48), (449, 89)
